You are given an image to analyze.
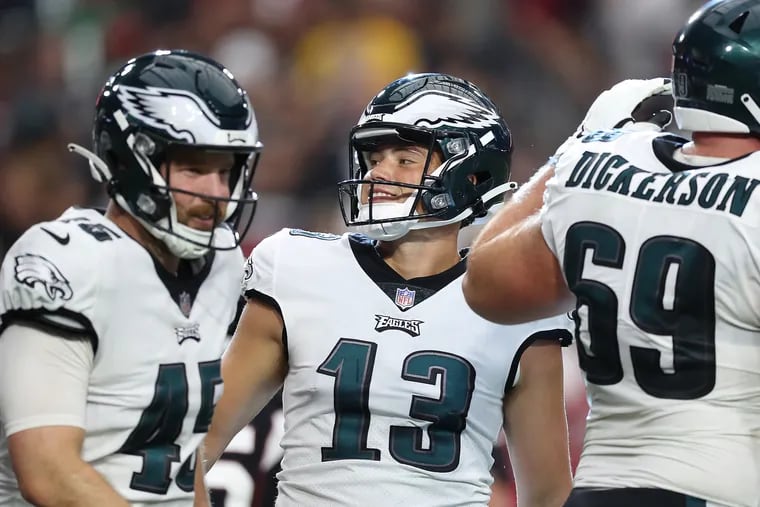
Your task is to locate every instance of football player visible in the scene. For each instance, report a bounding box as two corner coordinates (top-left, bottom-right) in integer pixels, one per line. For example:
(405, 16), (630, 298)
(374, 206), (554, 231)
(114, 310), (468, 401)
(464, 1), (760, 506)
(0, 49), (261, 506)
(200, 73), (573, 506)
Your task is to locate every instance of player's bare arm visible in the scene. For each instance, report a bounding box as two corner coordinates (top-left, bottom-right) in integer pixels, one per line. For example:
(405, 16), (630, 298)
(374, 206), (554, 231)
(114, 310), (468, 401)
(502, 341), (571, 507)
(464, 78), (673, 325)
(470, 162), (554, 251)
(202, 298), (287, 469)
(9, 426), (129, 507)
(463, 164), (573, 324)
(192, 444), (212, 507)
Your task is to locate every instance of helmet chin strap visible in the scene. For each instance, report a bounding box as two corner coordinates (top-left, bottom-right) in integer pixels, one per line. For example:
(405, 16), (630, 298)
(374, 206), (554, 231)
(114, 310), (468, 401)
(353, 221), (411, 241)
(674, 92), (760, 134)
(114, 192), (216, 259)
(409, 181), (517, 231)
(674, 107), (750, 133)
(354, 198), (418, 241)
(353, 181), (518, 240)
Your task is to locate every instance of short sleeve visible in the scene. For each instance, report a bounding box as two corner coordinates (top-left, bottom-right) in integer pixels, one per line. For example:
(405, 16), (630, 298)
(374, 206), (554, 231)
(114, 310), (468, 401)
(521, 313), (574, 347)
(505, 313), (574, 390)
(540, 141), (598, 261)
(0, 223), (99, 343)
(242, 229), (286, 302)
(539, 167), (564, 258)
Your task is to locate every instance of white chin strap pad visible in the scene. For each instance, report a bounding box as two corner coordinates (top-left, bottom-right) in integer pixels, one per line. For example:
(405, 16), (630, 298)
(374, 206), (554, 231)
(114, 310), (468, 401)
(111, 194), (211, 259)
(353, 194), (418, 241)
(674, 106), (750, 133)
(674, 93), (760, 134)
(353, 221), (411, 241)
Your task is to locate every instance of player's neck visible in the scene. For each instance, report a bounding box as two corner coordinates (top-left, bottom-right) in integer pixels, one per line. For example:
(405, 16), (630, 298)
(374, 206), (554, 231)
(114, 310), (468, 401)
(105, 201), (181, 274)
(684, 132), (760, 159)
(376, 225), (462, 279)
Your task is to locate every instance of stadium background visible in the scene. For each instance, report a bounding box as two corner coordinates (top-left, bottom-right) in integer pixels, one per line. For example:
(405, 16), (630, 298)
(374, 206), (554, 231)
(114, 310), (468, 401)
(0, 1), (703, 505)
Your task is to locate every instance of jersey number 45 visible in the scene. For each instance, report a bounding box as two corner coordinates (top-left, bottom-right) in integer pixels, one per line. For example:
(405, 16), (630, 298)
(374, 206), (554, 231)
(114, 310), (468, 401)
(119, 360), (222, 494)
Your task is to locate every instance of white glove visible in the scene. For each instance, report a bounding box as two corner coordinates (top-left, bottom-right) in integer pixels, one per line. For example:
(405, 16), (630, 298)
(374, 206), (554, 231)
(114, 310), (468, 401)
(552, 78), (673, 161)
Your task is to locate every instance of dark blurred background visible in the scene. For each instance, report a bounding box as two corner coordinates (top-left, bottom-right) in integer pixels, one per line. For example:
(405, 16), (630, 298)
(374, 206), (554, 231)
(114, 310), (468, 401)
(0, 0), (701, 253)
(0, 1), (703, 505)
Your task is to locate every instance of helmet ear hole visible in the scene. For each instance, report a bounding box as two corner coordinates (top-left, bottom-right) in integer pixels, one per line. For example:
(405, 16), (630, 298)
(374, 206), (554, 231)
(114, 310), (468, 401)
(471, 172), (488, 188)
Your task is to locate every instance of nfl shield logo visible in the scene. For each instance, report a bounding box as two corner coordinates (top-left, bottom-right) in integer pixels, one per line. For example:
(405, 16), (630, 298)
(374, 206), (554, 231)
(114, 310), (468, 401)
(179, 291), (193, 318)
(395, 287), (416, 310)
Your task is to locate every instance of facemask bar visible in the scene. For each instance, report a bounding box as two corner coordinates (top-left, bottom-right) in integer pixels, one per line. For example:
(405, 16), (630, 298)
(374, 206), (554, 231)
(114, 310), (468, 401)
(138, 184), (259, 251)
(338, 123), (473, 227)
(137, 143), (261, 253)
(339, 178), (448, 226)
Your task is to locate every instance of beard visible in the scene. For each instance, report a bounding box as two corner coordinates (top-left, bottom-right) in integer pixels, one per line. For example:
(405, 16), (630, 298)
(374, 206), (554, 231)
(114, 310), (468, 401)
(178, 201), (227, 231)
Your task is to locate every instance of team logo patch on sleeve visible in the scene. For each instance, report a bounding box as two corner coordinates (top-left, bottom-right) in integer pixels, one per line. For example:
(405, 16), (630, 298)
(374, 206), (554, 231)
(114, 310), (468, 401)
(241, 256), (254, 294)
(13, 254), (73, 301)
(243, 257), (254, 282)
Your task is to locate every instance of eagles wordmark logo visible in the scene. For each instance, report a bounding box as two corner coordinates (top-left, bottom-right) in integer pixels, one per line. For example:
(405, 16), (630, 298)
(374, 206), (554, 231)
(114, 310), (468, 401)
(175, 323), (201, 345)
(14, 254), (73, 301)
(374, 315), (424, 337)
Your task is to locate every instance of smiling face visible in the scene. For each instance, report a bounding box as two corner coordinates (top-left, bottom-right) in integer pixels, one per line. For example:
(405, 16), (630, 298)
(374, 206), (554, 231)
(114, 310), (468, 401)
(163, 146), (235, 231)
(359, 144), (443, 210)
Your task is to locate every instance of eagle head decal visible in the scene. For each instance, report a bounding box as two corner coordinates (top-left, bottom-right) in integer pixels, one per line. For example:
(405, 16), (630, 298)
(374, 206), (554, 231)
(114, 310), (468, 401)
(14, 254), (74, 302)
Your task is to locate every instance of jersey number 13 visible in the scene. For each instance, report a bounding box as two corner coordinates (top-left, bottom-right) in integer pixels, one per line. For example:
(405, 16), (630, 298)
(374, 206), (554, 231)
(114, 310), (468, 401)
(317, 339), (475, 473)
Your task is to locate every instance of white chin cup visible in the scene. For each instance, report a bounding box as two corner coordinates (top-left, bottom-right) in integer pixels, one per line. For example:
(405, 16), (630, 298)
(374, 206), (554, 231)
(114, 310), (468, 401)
(353, 221), (411, 241)
(147, 218), (237, 259)
(153, 205), (238, 259)
(674, 106), (750, 133)
(158, 221), (213, 259)
(353, 201), (417, 241)
(114, 194), (232, 259)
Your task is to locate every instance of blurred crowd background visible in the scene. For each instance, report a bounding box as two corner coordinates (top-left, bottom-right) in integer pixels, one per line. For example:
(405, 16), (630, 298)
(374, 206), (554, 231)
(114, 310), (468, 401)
(0, 0), (705, 505)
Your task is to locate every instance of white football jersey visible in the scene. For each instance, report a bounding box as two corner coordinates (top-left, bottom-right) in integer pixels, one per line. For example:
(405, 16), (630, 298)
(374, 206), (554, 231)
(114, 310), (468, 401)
(0, 208), (242, 506)
(243, 229), (571, 507)
(542, 130), (760, 506)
